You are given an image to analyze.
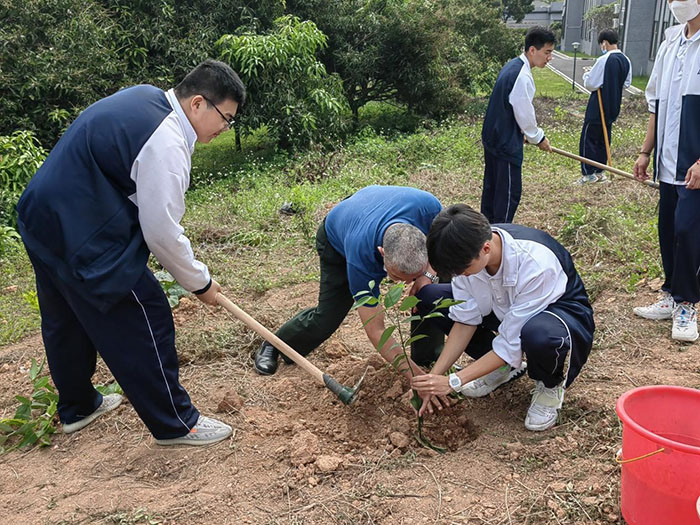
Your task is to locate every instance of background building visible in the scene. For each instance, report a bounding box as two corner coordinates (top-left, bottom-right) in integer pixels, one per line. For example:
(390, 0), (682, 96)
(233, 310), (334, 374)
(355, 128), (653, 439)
(562, 0), (676, 76)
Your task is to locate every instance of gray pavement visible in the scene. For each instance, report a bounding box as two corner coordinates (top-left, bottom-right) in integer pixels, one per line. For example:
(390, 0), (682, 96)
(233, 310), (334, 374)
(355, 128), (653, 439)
(548, 51), (642, 96)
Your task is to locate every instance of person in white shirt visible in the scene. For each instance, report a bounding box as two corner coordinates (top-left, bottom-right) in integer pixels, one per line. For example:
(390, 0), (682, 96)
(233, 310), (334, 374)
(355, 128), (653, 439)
(17, 60), (245, 445)
(576, 29), (632, 184)
(411, 205), (594, 431)
(480, 27), (554, 224)
(633, 0), (700, 343)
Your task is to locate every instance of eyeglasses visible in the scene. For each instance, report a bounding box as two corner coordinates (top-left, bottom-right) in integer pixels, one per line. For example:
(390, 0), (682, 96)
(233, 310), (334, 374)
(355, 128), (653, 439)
(202, 96), (235, 129)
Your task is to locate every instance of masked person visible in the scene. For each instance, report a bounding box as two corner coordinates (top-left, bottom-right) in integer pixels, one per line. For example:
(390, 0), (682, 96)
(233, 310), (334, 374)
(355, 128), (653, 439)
(633, 0), (700, 342)
(576, 29), (632, 184)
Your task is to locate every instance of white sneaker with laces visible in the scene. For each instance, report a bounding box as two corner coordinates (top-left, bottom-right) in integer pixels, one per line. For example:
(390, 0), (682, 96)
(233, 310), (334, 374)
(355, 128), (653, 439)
(633, 291), (675, 320)
(574, 174), (598, 185)
(155, 415), (232, 446)
(63, 393), (123, 434)
(459, 363), (527, 398)
(525, 381), (564, 431)
(672, 302), (699, 342)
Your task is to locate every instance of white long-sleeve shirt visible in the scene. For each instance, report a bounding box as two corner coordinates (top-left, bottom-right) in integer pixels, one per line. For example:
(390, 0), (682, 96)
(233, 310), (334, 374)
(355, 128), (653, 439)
(582, 49), (632, 91)
(127, 89), (211, 292)
(509, 55), (545, 145)
(448, 227), (568, 368)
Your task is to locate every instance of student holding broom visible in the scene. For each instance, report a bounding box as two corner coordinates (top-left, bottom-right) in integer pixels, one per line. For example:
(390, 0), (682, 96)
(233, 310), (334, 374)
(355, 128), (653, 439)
(576, 29), (632, 185)
(17, 60), (245, 445)
(633, 0), (700, 342)
(480, 26), (555, 224)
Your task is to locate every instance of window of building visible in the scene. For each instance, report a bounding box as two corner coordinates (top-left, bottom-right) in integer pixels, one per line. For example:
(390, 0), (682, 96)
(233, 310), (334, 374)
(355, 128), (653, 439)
(650, 0), (675, 60)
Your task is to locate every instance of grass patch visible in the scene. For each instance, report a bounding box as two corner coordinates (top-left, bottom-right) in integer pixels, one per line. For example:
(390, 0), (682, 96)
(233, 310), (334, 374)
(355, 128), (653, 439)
(533, 67), (587, 99)
(0, 90), (654, 352)
(631, 75), (649, 91)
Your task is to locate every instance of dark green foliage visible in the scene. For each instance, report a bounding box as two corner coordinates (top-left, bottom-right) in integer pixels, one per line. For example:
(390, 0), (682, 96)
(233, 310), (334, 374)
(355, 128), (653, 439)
(286, 0), (521, 119)
(0, 358), (57, 453)
(0, 0), (284, 147)
(494, 0), (535, 23)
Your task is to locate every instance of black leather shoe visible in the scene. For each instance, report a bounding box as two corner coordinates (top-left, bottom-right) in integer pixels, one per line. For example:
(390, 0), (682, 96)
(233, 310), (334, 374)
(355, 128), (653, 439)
(254, 341), (280, 375)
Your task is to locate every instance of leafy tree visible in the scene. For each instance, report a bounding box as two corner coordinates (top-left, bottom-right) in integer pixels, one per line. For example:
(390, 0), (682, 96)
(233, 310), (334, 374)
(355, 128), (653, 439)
(584, 3), (617, 34)
(217, 16), (350, 150)
(494, 0), (535, 23)
(286, 0), (520, 120)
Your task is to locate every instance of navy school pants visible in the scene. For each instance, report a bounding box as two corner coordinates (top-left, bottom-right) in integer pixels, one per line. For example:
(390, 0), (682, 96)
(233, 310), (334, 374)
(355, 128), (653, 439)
(480, 149), (522, 224)
(579, 121), (613, 175)
(414, 284), (593, 388)
(27, 252), (199, 439)
(658, 182), (700, 304)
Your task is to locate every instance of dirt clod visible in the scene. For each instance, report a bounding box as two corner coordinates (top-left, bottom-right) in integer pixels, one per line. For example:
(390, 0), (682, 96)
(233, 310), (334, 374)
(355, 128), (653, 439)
(290, 430), (320, 466)
(217, 390), (244, 412)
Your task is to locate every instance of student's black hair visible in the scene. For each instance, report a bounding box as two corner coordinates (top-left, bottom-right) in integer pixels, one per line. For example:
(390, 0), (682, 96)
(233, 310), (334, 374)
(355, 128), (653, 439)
(426, 204), (493, 279)
(175, 59), (246, 106)
(524, 26), (557, 51)
(598, 29), (619, 45)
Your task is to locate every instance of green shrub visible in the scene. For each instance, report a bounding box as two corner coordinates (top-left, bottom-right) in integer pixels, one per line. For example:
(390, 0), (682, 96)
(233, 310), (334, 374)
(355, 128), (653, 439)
(0, 131), (47, 227)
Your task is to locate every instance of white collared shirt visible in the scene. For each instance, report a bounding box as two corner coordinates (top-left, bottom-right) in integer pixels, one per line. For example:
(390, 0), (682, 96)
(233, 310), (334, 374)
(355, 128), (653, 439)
(658, 27), (700, 185)
(509, 54), (545, 145)
(126, 89), (211, 292)
(582, 49), (632, 91)
(448, 227), (568, 368)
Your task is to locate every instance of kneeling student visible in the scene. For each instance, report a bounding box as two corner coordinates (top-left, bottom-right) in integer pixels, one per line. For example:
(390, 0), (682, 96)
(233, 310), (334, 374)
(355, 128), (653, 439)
(411, 205), (594, 431)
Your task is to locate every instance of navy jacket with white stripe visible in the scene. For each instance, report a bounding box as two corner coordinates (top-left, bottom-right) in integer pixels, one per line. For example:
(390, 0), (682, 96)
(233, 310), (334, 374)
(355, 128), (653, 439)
(17, 85), (172, 313)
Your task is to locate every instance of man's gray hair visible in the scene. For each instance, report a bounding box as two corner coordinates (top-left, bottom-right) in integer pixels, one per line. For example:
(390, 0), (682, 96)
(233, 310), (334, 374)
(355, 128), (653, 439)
(382, 223), (428, 275)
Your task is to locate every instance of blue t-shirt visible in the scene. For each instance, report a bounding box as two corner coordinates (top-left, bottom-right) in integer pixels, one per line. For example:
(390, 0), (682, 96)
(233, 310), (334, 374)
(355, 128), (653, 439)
(324, 185), (442, 298)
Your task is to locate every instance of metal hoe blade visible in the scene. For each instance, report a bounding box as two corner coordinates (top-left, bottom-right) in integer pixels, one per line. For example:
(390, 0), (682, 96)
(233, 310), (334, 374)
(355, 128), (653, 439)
(322, 366), (369, 405)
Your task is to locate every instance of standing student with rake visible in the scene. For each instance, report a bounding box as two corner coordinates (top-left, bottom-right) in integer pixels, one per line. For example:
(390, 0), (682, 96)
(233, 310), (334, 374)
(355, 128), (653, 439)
(480, 26), (554, 224)
(576, 29), (632, 185)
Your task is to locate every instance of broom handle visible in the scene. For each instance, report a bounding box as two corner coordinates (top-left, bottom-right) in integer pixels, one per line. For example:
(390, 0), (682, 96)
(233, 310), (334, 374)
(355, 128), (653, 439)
(597, 89), (612, 166)
(215, 293), (325, 384)
(551, 146), (659, 189)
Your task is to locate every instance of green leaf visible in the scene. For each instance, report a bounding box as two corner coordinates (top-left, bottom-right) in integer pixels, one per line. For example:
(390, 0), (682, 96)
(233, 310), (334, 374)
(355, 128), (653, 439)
(422, 312), (445, 319)
(384, 283), (404, 308)
(398, 295), (419, 312)
(410, 390), (422, 411)
(405, 334), (428, 346)
(375, 325), (396, 351)
(391, 353), (407, 369)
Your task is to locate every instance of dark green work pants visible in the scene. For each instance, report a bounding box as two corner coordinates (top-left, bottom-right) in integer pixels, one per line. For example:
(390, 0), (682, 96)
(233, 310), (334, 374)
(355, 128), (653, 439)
(275, 220), (444, 366)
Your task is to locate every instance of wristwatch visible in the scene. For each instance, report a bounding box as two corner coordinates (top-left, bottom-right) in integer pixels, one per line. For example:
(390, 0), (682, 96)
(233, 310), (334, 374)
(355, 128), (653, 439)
(423, 270), (439, 284)
(448, 372), (462, 392)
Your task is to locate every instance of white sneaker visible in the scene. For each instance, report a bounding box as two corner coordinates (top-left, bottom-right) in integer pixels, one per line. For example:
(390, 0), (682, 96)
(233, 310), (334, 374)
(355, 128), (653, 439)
(155, 415), (232, 446)
(63, 394), (123, 434)
(633, 291), (675, 320)
(672, 302), (699, 342)
(574, 174), (598, 185)
(459, 363), (527, 398)
(595, 172), (610, 183)
(525, 381), (564, 431)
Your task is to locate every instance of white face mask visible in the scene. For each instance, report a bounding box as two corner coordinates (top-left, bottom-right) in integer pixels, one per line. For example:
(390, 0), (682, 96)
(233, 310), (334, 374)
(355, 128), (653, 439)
(670, 0), (700, 24)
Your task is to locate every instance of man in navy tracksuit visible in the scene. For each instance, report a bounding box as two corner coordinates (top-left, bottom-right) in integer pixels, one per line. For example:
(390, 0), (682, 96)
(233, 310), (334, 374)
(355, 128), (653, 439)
(17, 60), (245, 445)
(633, 2), (700, 343)
(480, 26), (555, 224)
(576, 29), (632, 184)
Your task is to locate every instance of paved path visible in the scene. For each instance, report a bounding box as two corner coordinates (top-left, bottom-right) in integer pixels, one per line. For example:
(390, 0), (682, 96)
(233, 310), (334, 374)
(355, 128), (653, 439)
(548, 50), (642, 97)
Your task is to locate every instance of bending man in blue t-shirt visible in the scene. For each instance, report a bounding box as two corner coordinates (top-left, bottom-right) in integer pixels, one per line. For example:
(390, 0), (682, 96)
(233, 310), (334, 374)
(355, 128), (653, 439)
(254, 185), (449, 412)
